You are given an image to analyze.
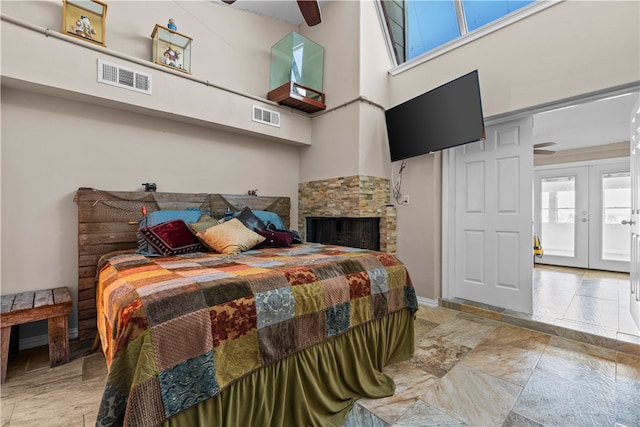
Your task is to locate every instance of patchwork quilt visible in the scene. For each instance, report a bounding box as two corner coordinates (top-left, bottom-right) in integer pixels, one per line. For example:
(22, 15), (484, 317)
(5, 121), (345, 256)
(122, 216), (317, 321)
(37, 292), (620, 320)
(96, 243), (418, 427)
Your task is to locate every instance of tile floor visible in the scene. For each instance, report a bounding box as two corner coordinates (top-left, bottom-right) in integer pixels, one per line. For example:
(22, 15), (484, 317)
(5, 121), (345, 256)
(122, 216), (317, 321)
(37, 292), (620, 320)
(532, 264), (639, 340)
(346, 304), (640, 427)
(0, 340), (105, 427)
(1, 266), (639, 427)
(440, 265), (640, 353)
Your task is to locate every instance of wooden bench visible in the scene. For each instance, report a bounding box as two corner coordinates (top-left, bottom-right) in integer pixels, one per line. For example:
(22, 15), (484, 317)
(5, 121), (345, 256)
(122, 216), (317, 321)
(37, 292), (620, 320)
(1, 287), (73, 383)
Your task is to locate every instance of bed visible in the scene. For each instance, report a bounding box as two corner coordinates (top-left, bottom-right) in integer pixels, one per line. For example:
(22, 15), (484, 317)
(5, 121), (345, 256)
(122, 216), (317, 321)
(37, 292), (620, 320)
(75, 188), (417, 427)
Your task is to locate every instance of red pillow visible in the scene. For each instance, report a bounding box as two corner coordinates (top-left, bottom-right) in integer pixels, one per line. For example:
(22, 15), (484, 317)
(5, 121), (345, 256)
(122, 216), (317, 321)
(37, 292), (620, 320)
(255, 230), (294, 248)
(139, 219), (204, 256)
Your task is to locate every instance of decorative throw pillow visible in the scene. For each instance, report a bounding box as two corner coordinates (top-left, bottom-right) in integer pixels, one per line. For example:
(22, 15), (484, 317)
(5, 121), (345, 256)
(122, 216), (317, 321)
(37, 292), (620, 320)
(255, 230), (294, 248)
(226, 209), (287, 230)
(187, 214), (221, 234)
(137, 208), (206, 255)
(251, 210), (287, 231)
(196, 218), (265, 254)
(139, 219), (204, 256)
(235, 207), (267, 232)
(266, 223), (303, 244)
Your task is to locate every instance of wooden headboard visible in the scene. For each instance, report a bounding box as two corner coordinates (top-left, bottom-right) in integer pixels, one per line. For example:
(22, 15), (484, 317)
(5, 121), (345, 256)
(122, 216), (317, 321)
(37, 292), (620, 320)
(74, 187), (291, 342)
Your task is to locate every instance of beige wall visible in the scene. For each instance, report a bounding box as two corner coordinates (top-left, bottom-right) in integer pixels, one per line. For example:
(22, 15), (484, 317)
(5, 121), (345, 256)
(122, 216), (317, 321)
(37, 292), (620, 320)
(299, 1), (395, 183)
(1, 2), (313, 145)
(388, 1), (640, 115)
(298, 1), (364, 182)
(1, 87), (301, 339)
(0, 1), (307, 341)
(1, 1), (295, 99)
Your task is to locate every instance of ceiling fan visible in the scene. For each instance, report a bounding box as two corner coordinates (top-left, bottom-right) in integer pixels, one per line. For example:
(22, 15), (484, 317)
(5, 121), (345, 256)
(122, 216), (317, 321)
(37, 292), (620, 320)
(221, 0), (322, 27)
(534, 141), (556, 155)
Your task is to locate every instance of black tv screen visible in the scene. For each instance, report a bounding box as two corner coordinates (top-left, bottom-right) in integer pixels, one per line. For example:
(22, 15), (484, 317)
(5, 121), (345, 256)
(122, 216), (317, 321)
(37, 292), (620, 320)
(385, 70), (485, 162)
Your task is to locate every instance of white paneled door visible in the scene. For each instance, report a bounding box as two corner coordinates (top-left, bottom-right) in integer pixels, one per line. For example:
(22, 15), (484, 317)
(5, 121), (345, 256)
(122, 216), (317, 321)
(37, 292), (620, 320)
(453, 118), (533, 313)
(630, 95), (640, 329)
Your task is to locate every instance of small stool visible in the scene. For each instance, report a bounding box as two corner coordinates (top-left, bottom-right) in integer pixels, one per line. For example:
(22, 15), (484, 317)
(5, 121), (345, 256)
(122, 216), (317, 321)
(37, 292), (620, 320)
(1, 287), (73, 383)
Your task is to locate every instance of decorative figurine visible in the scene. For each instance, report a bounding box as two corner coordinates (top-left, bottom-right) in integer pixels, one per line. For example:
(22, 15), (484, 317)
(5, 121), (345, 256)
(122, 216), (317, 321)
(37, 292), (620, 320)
(167, 18), (177, 31)
(75, 15), (97, 39)
(163, 47), (181, 68)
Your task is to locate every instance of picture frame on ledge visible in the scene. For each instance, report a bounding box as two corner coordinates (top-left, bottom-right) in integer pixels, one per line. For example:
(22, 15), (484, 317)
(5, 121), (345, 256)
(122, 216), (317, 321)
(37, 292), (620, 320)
(151, 24), (192, 74)
(62, 0), (107, 46)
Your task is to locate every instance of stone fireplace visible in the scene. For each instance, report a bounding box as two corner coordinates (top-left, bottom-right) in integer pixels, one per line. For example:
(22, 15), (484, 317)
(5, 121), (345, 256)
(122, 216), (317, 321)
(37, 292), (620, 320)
(298, 175), (397, 254)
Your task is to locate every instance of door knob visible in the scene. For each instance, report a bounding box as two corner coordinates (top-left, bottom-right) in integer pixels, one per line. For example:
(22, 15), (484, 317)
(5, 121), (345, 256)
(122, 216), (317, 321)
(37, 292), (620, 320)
(622, 219), (635, 225)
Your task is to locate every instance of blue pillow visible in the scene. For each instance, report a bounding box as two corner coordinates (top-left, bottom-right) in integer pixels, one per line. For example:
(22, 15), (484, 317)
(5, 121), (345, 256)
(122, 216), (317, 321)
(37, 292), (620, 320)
(253, 210), (287, 230)
(137, 208), (206, 255)
(230, 209), (286, 231)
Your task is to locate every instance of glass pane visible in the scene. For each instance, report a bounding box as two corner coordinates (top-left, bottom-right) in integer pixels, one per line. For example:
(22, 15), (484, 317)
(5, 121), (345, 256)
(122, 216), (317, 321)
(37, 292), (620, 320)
(541, 207), (549, 223)
(541, 176), (575, 257)
(269, 32), (324, 92)
(406, 0), (460, 60)
(462, 0), (536, 32)
(602, 172), (631, 261)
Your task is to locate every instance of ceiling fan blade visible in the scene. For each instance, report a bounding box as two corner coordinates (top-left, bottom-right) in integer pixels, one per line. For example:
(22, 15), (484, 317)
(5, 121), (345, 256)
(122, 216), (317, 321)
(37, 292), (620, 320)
(534, 149), (556, 155)
(297, 0), (322, 26)
(533, 141), (556, 149)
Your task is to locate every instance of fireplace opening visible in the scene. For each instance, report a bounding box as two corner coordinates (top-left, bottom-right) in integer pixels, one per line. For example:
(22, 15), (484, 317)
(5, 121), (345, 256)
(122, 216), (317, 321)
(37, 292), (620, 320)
(306, 217), (380, 251)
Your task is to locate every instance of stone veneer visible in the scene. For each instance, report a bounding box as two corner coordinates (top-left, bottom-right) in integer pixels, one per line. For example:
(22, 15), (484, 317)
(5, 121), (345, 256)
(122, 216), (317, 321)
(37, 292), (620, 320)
(298, 176), (397, 254)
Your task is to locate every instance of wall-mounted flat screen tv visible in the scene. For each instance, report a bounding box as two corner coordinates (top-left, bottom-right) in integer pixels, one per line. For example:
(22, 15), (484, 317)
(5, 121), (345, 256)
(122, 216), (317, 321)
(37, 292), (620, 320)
(385, 70), (486, 162)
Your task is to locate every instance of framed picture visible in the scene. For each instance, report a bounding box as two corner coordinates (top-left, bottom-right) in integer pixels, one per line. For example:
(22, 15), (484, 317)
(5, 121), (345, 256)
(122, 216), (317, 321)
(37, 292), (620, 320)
(62, 0), (107, 46)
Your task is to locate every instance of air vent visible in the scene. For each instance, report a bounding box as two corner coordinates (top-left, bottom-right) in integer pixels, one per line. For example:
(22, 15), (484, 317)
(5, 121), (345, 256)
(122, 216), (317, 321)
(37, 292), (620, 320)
(97, 59), (152, 94)
(252, 105), (280, 127)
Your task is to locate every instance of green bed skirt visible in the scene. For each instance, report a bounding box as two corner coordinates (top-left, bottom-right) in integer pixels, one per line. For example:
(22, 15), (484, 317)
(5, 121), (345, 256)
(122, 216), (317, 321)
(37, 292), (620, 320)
(163, 308), (415, 427)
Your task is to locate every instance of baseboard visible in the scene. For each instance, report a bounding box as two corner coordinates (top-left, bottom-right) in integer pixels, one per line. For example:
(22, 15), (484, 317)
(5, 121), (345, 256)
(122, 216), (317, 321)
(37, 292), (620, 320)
(19, 328), (79, 351)
(416, 296), (438, 307)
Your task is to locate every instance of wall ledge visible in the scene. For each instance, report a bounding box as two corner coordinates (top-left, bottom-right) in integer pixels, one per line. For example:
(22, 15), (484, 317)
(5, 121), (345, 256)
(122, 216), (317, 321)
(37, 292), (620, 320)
(1, 13), (313, 146)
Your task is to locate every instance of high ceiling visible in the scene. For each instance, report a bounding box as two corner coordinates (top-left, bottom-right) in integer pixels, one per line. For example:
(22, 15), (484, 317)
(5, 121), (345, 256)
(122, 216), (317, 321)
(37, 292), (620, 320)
(214, 0), (325, 25)
(214, 1), (639, 154)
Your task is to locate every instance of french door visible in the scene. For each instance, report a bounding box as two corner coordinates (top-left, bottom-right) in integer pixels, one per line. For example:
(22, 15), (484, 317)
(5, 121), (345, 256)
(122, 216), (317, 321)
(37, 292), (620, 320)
(534, 167), (589, 268)
(629, 95), (640, 328)
(534, 162), (631, 272)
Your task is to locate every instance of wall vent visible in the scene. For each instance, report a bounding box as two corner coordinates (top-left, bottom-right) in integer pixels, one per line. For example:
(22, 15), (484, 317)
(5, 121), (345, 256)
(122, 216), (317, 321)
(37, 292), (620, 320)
(252, 105), (280, 127)
(97, 59), (152, 94)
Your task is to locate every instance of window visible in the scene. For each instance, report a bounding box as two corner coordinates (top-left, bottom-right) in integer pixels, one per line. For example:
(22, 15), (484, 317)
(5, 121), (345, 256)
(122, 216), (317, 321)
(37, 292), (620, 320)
(382, 0), (537, 64)
(556, 190), (575, 224)
(407, 1), (460, 59)
(541, 176), (576, 224)
(602, 172), (631, 225)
